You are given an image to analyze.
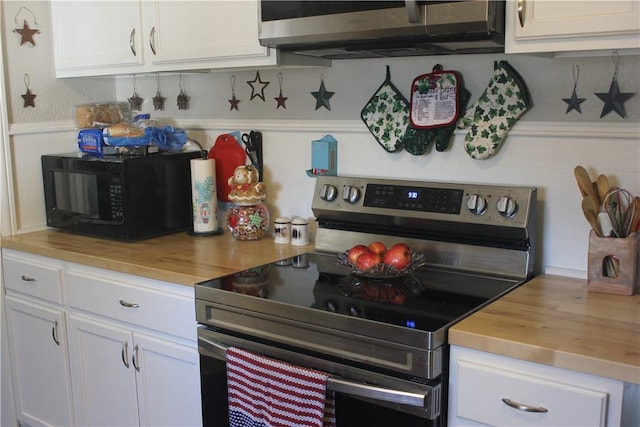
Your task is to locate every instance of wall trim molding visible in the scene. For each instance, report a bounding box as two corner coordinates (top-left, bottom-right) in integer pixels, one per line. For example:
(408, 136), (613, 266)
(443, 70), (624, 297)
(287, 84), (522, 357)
(9, 119), (640, 139)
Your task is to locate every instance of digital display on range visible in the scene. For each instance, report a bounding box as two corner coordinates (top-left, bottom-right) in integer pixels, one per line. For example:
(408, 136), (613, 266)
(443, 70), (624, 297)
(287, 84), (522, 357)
(363, 184), (464, 214)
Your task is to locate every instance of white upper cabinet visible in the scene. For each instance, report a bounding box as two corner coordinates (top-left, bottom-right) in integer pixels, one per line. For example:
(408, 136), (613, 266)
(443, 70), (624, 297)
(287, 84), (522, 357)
(505, 0), (640, 54)
(51, 1), (324, 78)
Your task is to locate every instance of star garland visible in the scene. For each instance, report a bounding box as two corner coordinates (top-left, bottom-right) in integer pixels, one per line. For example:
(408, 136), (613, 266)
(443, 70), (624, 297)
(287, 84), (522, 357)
(274, 73), (288, 109)
(595, 52), (635, 119)
(247, 71), (270, 101)
(13, 7), (40, 46)
(311, 74), (334, 111)
(228, 76), (240, 111)
(562, 65), (586, 114)
(21, 74), (36, 108)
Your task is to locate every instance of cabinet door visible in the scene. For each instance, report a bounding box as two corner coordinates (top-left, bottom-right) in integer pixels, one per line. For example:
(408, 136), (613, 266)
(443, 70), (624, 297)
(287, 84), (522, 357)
(51, 1), (145, 77)
(68, 314), (140, 427)
(506, 0), (640, 53)
(134, 333), (202, 427)
(4, 296), (74, 427)
(142, 0), (272, 71)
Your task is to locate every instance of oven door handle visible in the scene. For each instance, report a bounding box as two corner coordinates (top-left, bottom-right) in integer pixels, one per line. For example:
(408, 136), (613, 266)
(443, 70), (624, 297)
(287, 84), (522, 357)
(199, 335), (429, 409)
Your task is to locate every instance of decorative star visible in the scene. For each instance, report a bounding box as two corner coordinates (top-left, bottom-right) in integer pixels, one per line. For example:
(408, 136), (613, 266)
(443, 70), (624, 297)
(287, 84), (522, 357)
(247, 71), (270, 101)
(311, 81), (334, 111)
(229, 95), (240, 111)
(595, 79), (635, 118)
(21, 88), (36, 108)
(274, 92), (288, 109)
(177, 90), (190, 110)
(562, 88), (586, 114)
(128, 92), (143, 111)
(152, 91), (166, 111)
(14, 20), (39, 46)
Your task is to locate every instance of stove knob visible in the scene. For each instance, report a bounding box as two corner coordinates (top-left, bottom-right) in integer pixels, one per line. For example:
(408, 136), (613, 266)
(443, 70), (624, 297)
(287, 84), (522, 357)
(342, 185), (361, 204)
(320, 184), (338, 202)
(346, 304), (360, 317)
(497, 196), (518, 218)
(467, 194), (487, 215)
(325, 300), (338, 313)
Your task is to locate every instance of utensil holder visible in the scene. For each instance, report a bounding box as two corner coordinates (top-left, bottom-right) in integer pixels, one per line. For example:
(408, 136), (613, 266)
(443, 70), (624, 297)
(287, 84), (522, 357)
(587, 231), (639, 295)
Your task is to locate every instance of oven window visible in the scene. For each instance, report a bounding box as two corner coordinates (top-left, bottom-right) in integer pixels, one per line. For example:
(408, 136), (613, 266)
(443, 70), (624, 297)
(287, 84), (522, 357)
(199, 354), (440, 427)
(53, 171), (99, 217)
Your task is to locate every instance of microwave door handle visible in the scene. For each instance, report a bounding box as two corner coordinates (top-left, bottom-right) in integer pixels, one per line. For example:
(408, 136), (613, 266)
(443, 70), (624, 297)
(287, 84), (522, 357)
(404, 0), (420, 23)
(198, 335), (430, 410)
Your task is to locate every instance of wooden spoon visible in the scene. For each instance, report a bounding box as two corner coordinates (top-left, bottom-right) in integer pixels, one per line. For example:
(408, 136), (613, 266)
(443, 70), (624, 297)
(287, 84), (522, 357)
(596, 174), (610, 206)
(581, 195), (602, 237)
(574, 166), (597, 201)
(630, 196), (640, 233)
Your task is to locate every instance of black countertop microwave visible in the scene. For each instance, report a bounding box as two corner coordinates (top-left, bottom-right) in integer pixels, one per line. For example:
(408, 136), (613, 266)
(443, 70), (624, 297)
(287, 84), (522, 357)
(42, 151), (201, 241)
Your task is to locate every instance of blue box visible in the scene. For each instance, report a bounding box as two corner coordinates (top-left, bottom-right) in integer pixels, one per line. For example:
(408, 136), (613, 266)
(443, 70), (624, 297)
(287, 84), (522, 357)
(307, 135), (337, 177)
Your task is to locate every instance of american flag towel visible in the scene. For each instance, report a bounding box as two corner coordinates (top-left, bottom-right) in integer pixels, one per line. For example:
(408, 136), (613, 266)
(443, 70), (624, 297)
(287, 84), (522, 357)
(226, 347), (336, 427)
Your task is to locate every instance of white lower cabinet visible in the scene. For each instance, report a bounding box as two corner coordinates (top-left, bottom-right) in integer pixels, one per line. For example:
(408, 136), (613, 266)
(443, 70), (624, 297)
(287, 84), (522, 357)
(68, 314), (201, 427)
(4, 296), (74, 427)
(448, 345), (624, 427)
(2, 249), (202, 427)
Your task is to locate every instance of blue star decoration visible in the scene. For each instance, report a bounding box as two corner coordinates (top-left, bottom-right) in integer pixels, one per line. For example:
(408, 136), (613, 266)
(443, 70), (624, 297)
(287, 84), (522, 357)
(595, 79), (635, 118)
(562, 88), (586, 114)
(311, 81), (334, 110)
(247, 71), (270, 101)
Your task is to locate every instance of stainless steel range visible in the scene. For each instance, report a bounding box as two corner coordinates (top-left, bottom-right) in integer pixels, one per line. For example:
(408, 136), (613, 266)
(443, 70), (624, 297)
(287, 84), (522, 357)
(196, 175), (537, 426)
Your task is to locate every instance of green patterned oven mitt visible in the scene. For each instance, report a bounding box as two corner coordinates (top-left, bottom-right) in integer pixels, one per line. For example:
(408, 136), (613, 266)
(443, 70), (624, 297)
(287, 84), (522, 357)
(361, 66), (409, 153)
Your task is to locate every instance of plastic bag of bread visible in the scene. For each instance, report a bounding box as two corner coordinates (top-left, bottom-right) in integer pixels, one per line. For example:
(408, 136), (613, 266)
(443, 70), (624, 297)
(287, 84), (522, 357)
(75, 103), (130, 129)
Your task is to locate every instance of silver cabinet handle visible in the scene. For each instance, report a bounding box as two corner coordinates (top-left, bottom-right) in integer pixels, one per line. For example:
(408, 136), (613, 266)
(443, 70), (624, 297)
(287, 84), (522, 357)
(122, 341), (130, 368)
(52, 321), (60, 346)
(517, 0), (525, 28)
(130, 28), (137, 56)
(21, 275), (36, 282)
(132, 344), (140, 371)
(404, 0), (419, 23)
(149, 26), (156, 55)
(119, 299), (140, 308)
(502, 397), (548, 413)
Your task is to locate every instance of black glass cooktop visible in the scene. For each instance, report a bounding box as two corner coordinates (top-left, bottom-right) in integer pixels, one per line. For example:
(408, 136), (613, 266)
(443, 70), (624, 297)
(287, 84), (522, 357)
(210, 252), (520, 334)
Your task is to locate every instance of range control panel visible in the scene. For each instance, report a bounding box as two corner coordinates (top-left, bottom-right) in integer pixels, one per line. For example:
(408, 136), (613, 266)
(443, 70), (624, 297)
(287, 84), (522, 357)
(312, 175), (537, 227)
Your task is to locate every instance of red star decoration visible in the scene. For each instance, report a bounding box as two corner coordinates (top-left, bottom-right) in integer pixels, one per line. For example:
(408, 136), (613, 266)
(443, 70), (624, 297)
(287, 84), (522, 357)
(21, 89), (36, 108)
(14, 20), (39, 46)
(229, 95), (240, 111)
(274, 92), (288, 109)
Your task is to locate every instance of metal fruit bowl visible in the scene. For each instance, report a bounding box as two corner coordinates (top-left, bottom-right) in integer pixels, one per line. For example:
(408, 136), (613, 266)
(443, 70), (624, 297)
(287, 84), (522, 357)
(336, 251), (427, 279)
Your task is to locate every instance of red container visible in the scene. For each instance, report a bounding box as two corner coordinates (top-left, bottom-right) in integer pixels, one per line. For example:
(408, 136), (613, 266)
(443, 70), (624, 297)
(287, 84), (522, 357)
(208, 134), (246, 202)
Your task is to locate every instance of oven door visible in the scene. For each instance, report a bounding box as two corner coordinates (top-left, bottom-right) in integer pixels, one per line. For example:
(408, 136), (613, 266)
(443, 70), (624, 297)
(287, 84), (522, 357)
(198, 327), (443, 427)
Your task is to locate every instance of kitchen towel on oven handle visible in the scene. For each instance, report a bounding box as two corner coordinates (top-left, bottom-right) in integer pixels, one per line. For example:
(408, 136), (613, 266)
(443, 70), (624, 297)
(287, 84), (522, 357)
(226, 346), (336, 427)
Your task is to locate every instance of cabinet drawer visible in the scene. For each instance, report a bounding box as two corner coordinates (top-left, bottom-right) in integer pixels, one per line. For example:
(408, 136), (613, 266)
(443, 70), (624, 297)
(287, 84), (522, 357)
(456, 359), (608, 426)
(2, 251), (63, 304)
(65, 269), (196, 341)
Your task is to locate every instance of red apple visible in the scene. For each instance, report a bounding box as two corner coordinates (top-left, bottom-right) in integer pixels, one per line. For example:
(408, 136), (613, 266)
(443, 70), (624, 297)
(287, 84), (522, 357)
(347, 245), (369, 265)
(368, 241), (387, 256)
(355, 251), (382, 271)
(383, 243), (412, 271)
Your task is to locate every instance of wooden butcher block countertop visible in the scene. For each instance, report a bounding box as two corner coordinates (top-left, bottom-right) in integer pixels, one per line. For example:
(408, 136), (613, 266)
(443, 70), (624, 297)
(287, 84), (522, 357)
(1, 229), (311, 286)
(449, 274), (640, 384)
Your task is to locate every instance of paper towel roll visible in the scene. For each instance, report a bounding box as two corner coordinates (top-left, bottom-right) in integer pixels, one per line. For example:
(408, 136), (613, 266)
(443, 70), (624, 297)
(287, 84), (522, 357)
(190, 158), (218, 233)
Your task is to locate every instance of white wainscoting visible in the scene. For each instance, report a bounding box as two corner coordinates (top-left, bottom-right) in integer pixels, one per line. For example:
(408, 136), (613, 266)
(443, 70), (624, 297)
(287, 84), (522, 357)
(7, 120), (639, 277)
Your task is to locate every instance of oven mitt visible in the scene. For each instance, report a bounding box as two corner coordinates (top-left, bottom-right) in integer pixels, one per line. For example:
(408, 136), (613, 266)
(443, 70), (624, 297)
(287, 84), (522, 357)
(361, 65), (409, 153)
(403, 86), (471, 155)
(457, 61), (531, 160)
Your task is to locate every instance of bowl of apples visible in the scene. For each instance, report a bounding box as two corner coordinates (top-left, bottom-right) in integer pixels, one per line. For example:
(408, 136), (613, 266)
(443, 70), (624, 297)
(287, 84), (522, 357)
(337, 241), (426, 279)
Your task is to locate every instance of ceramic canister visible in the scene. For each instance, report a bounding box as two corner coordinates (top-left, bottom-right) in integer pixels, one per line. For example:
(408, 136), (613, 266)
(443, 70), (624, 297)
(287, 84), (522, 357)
(291, 217), (310, 246)
(274, 217), (291, 244)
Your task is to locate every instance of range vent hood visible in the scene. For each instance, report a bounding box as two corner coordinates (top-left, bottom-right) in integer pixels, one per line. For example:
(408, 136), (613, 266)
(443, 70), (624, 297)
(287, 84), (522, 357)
(259, 1), (505, 59)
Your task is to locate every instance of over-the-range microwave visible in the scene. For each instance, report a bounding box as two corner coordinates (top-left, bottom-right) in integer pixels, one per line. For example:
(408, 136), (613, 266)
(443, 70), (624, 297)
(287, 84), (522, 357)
(259, 0), (505, 59)
(41, 151), (201, 241)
